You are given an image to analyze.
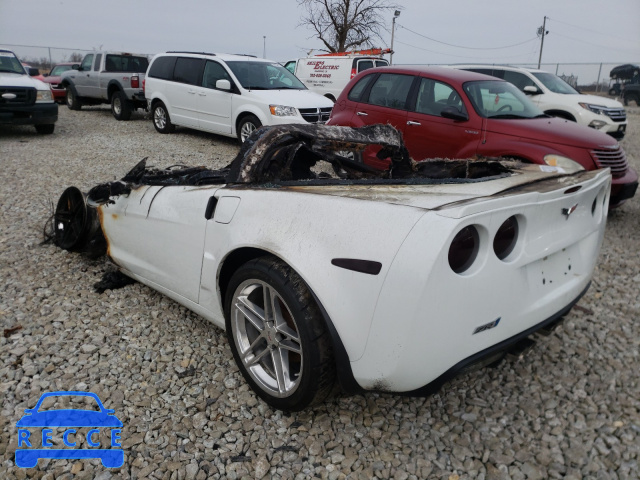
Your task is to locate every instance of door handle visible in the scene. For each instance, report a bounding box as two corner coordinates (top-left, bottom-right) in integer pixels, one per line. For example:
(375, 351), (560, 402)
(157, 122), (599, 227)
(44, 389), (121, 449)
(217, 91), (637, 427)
(198, 92), (206, 96)
(356, 111), (368, 116)
(188, 90), (196, 95)
(407, 121), (421, 126)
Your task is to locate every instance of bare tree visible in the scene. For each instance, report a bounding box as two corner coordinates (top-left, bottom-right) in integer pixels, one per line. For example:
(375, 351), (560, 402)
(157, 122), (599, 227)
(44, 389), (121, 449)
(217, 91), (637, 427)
(298, 0), (400, 53)
(67, 52), (84, 63)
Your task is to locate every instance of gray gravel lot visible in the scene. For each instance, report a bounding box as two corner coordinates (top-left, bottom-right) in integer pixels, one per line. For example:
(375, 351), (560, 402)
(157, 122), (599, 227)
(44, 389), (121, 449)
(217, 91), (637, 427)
(1, 106), (639, 480)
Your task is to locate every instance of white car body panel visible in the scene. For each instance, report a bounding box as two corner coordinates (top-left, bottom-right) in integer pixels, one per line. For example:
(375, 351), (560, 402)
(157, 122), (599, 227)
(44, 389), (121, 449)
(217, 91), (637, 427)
(98, 167), (610, 392)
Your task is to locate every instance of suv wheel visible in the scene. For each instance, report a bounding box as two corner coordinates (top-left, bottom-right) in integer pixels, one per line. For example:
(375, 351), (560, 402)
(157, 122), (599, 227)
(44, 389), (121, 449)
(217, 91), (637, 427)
(152, 102), (175, 133)
(111, 91), (132, 121)
(66, 87), (82, 110)
(237, 115), (262, 143)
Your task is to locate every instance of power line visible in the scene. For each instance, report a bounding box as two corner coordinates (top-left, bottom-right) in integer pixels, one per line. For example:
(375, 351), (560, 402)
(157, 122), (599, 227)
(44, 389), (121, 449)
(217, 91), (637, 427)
(547, 18), (638, 44)
(395, 40), (540, 61)
(397, 25), (538, 50)
(0, 42), (93, 52)
(550, 32), (635, 51)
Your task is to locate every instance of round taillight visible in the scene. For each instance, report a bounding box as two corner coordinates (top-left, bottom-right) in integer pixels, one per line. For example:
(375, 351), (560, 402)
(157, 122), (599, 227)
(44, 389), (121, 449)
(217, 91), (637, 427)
(493, 216), (518, 260)
(449, 225), (479, 274)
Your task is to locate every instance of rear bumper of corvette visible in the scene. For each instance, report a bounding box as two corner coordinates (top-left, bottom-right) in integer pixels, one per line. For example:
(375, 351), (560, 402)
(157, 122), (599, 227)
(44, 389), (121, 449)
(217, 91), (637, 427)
(349, 169), (611, 392)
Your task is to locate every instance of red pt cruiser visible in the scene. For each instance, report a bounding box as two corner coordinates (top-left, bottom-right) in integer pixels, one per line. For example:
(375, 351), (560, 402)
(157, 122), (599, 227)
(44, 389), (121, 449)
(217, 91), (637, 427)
(328, 66), (637, 206)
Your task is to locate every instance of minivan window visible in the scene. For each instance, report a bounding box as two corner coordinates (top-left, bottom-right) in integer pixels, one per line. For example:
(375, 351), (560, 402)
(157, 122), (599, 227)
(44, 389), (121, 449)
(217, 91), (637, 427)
(202, 61), (232, 89)
(173, 57), (205, 86)
(225, 61), (306, 90)
(367, 73), (414, 109)
(531, 72), (579, 94)
(148, 56), (176, 80)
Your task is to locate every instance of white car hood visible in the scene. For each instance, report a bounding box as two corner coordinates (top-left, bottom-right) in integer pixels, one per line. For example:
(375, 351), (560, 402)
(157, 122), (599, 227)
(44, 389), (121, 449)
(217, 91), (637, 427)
(566, 93), (624, 108)
(0, 72), (48, 89)
(243, 88), (334, 108)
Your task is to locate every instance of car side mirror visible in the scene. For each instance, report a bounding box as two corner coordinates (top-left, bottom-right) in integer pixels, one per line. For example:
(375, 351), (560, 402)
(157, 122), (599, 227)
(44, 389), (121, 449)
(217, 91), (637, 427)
(28, 67), (40, 77)
(523, 86), (540, 95)
(73, 64), (81, 71)
(216, 79), (231, 91)
(440, 106), (468, 122)
(43, 73), (49, 77)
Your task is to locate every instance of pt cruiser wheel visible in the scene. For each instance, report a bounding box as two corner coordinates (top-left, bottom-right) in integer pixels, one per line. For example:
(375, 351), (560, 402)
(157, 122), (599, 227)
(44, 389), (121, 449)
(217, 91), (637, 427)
(152, 102), (174, 133)
(225, 257), (335, 411)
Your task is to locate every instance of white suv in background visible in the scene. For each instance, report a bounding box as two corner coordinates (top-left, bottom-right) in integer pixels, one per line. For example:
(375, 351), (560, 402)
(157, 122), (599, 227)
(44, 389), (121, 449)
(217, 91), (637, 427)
(145, 52), (334, 142)
(454, 65), (628, 139)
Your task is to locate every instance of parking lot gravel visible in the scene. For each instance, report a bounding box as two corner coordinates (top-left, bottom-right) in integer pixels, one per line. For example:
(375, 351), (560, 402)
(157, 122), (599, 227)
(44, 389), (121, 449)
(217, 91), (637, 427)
(1, 105), (639, 480)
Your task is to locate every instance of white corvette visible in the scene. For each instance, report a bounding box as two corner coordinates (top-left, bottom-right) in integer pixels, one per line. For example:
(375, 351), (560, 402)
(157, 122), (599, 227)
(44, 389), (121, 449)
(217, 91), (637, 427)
(53, 124), (610, 411)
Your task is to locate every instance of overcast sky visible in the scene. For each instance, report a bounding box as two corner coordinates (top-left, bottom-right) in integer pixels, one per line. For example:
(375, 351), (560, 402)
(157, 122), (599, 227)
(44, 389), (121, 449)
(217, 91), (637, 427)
(1, 0), (638, 70)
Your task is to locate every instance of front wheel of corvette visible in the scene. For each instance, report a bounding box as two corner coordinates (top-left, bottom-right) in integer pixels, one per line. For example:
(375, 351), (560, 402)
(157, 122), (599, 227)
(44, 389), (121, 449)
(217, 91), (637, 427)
(224, 257), (336, 411)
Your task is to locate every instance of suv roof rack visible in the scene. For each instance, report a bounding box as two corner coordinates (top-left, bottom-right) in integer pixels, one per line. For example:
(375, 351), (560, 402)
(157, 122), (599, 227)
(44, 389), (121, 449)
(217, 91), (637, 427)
(166, 51), (216, 56)
(231, 54), (258, 58)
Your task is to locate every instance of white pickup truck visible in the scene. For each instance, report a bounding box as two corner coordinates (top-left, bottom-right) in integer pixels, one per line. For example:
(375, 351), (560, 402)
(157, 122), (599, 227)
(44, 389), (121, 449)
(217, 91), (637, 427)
(0, 49), (58, 134)
(60, 51), (148, 120)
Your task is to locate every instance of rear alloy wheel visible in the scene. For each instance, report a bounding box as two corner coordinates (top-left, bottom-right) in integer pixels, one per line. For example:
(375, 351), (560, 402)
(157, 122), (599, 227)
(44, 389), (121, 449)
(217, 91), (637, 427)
(225, 257), (336, 411)
(152, 102), (175, 133)
(237, 115), (262, 143)
(111, 91), (132, 121)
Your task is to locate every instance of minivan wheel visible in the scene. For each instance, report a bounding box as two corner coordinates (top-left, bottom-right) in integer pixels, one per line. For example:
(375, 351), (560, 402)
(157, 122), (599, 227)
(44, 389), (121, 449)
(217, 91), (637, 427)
(152, 102), (175, 133)
(237, 115), (262, 143)
(111, 91), (132, 121)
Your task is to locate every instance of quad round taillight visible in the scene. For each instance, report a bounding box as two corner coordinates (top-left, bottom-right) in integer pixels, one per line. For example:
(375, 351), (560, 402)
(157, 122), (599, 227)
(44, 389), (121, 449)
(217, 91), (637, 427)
(493, 216), (519, 260)
(448, 225), (479, 274)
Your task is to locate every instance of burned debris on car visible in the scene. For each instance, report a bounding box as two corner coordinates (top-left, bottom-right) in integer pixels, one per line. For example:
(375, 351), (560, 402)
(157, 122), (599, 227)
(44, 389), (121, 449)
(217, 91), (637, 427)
(49, 124), (611, 411)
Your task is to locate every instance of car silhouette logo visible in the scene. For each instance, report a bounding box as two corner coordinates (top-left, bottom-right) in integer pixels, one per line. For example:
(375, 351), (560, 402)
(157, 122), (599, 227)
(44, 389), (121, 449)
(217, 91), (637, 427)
(15, 391), (124, 468)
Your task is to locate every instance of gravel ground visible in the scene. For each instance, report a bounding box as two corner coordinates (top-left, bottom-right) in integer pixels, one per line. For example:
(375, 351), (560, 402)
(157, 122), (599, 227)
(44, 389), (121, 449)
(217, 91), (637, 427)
(1, 106), (639, 480)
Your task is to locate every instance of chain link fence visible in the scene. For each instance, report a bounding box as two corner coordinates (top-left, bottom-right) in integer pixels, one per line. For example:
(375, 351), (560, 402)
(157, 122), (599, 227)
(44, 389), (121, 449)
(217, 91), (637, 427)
(0, 43), (154, 73)
(3, 43), (636, 98)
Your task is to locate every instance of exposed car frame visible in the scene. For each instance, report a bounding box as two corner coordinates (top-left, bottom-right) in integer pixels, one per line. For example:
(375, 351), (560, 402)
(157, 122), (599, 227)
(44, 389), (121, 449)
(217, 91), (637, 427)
(51, 124), (611, 411)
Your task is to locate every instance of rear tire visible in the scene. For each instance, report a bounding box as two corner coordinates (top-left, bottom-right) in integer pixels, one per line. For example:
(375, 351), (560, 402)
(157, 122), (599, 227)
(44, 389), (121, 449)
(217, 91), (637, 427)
(66, 86), (82, 110)
(111, 91), (132, 121)
(224, 257), (336, 411)
(35, 124), (55, 134)
(152, 101), (175, 133)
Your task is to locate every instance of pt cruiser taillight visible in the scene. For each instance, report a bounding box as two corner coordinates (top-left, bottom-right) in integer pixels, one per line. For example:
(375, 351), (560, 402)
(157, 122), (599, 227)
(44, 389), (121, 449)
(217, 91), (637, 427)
(448, 225), (479, 274)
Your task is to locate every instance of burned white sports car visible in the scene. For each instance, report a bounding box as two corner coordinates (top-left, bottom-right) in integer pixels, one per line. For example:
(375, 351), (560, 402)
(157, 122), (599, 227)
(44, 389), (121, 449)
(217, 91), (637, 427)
(52, 124), (610, 411)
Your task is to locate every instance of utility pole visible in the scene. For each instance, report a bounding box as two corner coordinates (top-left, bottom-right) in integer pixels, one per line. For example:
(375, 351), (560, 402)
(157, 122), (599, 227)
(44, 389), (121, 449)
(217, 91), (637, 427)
(537, 16), (548, 69)
(390, 10), (400, 65)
